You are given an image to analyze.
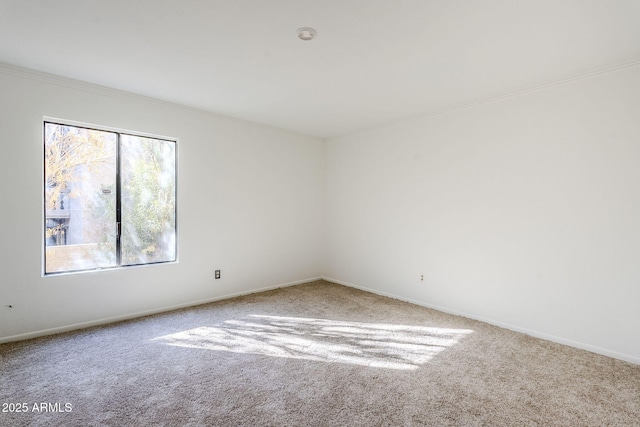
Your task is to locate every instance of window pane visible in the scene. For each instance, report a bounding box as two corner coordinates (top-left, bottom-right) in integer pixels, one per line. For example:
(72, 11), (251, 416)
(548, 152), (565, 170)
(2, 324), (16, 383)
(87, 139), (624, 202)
(44, 123), (117, 273)
(120, 135), (176, 266)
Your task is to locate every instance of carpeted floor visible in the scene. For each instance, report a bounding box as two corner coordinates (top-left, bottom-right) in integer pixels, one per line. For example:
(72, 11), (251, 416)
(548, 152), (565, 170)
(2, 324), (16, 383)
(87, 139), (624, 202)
(1, 280), (639, 426)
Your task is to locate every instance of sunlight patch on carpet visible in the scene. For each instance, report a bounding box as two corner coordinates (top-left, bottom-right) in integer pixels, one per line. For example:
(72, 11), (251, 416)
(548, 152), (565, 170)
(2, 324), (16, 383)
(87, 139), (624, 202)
(152, 315), (473, 370)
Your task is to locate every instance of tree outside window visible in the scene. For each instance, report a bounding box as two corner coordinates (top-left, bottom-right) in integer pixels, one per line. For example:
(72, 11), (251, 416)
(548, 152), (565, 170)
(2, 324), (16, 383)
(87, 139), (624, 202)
(44, 122), (176, 274)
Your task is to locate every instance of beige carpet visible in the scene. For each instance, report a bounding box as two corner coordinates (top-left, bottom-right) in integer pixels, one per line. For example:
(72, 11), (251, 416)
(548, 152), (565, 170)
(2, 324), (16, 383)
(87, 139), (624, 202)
(1, 280), (639, 426)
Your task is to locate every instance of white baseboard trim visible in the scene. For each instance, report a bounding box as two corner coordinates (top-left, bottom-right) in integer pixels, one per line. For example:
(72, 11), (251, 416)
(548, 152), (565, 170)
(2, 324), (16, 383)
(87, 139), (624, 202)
(0, 276), (322, 345)
(322, 276), (640, 366)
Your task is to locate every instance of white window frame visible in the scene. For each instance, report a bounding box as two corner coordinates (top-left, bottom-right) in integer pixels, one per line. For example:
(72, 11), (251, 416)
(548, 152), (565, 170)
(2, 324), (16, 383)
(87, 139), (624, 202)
(42, 117), (178, 276)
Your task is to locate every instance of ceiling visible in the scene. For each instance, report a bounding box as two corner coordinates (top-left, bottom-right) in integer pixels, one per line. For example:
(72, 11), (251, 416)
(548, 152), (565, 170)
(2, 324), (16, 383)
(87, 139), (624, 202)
(1, 0), (640, 139)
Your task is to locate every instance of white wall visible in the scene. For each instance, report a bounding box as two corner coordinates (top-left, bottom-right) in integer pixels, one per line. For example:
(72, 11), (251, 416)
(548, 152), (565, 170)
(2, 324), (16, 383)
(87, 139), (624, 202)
(0, 64), (325, 341)
(325, 65), (640, 364)
(2, 61), (639, 366)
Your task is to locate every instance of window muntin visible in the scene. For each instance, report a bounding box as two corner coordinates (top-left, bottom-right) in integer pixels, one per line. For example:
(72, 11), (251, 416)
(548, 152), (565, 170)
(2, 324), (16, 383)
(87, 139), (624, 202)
(44, 121), (177, 275)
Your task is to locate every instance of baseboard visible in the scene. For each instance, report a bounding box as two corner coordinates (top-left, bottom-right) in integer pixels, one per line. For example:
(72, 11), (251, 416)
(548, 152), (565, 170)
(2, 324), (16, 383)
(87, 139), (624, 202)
(322, 276), (640, 366)
(6, 275), (638, 366)
(0, 276), (322, 344)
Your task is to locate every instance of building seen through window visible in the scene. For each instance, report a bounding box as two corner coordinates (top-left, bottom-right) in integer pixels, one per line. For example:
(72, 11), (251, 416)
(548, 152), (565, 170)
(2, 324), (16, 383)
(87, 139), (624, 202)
(44, 121), (177, 274)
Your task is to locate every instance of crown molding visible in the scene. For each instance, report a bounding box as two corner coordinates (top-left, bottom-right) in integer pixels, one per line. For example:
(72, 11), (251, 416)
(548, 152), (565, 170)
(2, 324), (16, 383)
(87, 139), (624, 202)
(330, 57), (640, 142)
(3, 58), (639, 143)
(0, 62), (318, 141)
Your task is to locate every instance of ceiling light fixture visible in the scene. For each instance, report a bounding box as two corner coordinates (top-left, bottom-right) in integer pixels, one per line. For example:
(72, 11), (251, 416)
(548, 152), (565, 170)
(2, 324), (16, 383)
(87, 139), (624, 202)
(297, 27), (316, 41)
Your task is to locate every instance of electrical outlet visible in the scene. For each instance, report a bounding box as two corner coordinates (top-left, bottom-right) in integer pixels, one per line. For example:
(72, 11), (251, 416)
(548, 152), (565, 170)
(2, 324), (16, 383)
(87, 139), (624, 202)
(215, 270), (221, 279)
(420, 274), (424, 282)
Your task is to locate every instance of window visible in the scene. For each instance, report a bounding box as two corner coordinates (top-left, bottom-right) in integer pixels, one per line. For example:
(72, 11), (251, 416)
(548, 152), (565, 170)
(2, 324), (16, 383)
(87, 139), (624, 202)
(43, 121), (177, 275)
